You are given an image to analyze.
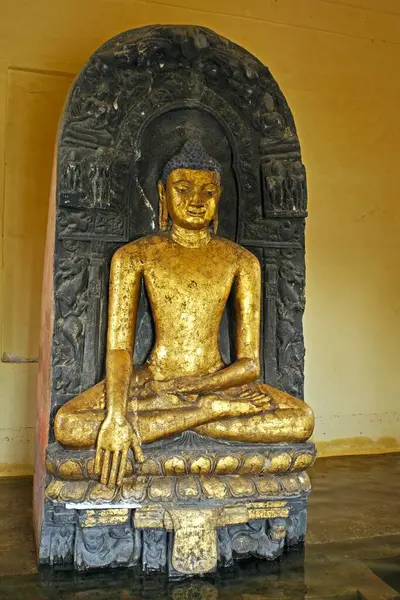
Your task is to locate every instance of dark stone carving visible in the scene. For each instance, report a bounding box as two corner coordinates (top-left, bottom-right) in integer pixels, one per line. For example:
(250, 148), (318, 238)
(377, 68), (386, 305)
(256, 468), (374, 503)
(81, 242), (108, 388)
(39, 499), (308, 573)
(39, 24), (311, 570)
(276, 251), (306, 397)
(51, 24), (308, 418)
(50, 525), (76, 565)
(54, 255), (88, 365)
(39, 505), (76, 566)
(75, 525), (135, 570)
(218, 518), (286, 564)
(253, 92), (298, 154)
(142, 529), (168, 571)
(261, 158), (307, 217)
(40, 523), (76, 566)
(286, 507), (308, 546)
(52, 253), (89, 398)
(57, 209), (126, 240)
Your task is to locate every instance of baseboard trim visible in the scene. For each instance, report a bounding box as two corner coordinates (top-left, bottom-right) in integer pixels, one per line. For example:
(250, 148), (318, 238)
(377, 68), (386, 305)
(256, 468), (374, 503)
(315, 435), (400, 457)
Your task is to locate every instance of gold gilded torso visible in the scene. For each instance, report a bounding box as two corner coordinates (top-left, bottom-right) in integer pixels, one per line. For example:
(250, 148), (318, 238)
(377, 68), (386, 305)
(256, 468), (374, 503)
(53, 166), (315, 488)
(129, 234), (244, 379)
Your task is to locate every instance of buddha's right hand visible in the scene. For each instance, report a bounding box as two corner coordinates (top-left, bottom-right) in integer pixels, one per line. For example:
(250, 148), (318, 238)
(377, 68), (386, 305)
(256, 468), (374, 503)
(95, 414), (132, 486)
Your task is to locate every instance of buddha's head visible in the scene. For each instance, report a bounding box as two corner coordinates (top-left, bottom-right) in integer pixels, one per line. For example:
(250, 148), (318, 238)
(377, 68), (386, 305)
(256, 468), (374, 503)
(158, 141), (222, 232)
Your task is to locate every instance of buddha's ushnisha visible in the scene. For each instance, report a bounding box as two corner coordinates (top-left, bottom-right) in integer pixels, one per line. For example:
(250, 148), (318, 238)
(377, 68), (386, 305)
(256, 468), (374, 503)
(55, 141), (314, 486)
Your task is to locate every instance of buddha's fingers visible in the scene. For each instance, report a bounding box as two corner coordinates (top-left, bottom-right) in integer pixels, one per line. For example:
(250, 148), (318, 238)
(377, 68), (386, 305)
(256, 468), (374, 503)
(100, 450), (111, 485)
(94, 448), (103, 476)
(241, 392), (261, 400)
(252, 395), (273, 410)
(131, 433), (145, 463)
(117, 449), (129, 487)
(252, 393), (270, 401)
(235, 390), (254, 399)
(237, 389), (267, 401)
(233, 389), (267, 402)
(108, 451), (121, 486)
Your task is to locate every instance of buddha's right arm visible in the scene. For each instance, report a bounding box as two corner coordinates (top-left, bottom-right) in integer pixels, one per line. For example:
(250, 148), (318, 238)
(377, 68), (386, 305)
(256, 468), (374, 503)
(105, 246), (142, 419)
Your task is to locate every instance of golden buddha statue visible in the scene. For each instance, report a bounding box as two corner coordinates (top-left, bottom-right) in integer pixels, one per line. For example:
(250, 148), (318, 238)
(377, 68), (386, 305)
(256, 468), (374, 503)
(54, 141), (314, 488)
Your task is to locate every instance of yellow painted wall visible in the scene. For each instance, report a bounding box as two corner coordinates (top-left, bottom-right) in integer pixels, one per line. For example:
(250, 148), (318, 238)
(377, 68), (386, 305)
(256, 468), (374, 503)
(1, 0), (399, 474)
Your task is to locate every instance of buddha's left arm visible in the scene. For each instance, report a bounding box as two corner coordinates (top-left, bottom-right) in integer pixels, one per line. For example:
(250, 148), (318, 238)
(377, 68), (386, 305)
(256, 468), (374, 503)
(163, 251), (261, 394)
(233, 250), (262, 370)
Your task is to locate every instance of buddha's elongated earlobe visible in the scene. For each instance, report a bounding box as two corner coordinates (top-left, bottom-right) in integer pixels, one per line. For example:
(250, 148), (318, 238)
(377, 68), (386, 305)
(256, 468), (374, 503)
(157, 180), (169, 231)
(212, 183), (221, 234)
(212, 210), (218, 234)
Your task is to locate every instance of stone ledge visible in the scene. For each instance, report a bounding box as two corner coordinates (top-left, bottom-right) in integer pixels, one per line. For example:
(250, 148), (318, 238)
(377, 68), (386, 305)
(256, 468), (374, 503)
(45, 471), (311, 505)
(46, 435), (316, 481)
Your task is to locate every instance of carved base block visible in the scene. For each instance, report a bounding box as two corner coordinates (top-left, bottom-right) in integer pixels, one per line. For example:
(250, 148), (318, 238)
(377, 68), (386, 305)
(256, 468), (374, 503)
(39, 471), (310, 576)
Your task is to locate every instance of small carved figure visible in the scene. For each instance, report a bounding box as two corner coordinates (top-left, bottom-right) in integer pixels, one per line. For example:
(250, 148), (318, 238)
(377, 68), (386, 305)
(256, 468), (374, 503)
(63, 150), (81, 192)
(80, 83), (114, 129)
(50, 525), (75, 564)
(94, 213), (123, 235)
(64, 83), (117, 148)
(87, 148), (111, 208)
(58, 210), (91, 236)
(76, 526), (134, 569)
(54, 141), (314, 487)
(253, 93), (286, 142)
(277, 260), (305, 397)
(287, 160), (306, 211)
(142, 529), (167, 571)
(265, 160), (286, 211)
(54, 257), (88, 365)
(278, 262), (303, 311)
(55, 257), (88, 317)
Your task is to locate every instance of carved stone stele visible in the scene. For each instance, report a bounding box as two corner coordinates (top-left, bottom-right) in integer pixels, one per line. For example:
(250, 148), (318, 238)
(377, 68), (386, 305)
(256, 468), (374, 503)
(35, 25), (314, 575)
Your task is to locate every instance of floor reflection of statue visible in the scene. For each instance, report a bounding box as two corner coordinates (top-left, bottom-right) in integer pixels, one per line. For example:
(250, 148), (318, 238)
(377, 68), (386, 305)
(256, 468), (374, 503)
(54, 141), (314, 487)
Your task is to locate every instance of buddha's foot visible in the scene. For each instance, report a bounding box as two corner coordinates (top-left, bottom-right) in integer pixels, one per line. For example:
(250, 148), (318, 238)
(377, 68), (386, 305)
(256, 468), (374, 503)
(199, 394), (272, 420)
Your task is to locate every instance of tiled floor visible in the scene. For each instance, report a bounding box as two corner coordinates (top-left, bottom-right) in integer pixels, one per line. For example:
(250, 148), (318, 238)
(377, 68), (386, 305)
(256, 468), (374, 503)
(0, 454), (399, 599)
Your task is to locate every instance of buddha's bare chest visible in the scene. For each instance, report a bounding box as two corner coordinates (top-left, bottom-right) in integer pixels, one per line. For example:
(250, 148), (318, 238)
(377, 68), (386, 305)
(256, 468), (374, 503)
(143, 250), (234, 316)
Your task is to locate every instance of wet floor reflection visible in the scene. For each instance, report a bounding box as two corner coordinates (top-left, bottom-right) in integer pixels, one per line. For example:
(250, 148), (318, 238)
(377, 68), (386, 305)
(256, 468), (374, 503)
(367, 555), (400, 594)
(1, 456), (400, 599)
(0, 550), (309, 600)
(2, 542), (399, 599)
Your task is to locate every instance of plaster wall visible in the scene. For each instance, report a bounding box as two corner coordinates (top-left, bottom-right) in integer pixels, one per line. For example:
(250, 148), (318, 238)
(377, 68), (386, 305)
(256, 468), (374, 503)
(0, 0), (399, 474)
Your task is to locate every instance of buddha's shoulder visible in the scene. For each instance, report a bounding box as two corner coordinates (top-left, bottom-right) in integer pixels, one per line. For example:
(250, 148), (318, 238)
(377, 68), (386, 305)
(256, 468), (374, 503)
(211, 236), (260, 268)
(111, 235), (169, 262)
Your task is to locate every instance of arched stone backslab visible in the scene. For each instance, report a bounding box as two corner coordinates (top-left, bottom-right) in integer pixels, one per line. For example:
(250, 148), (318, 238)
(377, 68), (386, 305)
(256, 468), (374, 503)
(52, 25), (307, 419)
(35, 25), (310, 573)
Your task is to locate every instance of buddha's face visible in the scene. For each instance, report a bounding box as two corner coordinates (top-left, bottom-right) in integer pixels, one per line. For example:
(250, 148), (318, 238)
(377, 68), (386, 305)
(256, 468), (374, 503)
(161, 168), (221, 230)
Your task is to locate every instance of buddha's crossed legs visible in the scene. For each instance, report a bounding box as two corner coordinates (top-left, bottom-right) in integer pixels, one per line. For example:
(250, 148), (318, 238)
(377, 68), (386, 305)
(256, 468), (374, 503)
(54, 379), (314, 449)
